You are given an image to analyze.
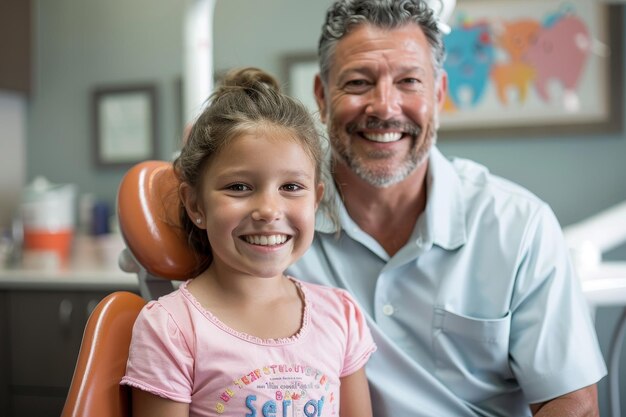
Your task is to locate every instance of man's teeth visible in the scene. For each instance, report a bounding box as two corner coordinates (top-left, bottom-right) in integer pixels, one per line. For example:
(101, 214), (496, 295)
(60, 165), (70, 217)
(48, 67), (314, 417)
(363, 132), (402, 143)
(244, 234), (288, 246)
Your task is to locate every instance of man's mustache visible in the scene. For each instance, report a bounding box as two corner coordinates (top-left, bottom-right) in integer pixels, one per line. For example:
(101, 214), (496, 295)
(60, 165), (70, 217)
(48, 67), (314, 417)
(346, 117), (422, 138)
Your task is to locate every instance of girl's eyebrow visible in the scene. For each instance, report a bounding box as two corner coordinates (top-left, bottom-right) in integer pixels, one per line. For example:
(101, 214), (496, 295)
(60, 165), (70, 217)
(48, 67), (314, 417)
(280, 169), (315, 179)
(215, 168), (315, 180)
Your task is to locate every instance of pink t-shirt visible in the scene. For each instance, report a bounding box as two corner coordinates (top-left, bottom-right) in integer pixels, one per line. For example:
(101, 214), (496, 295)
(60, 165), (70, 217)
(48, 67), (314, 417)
(121, 278), (376, 417)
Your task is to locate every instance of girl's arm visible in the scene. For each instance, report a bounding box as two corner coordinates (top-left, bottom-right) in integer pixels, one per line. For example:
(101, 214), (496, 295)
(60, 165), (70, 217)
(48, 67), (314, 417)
(131, 388), (190, 417)
(339, 367), (373, 417)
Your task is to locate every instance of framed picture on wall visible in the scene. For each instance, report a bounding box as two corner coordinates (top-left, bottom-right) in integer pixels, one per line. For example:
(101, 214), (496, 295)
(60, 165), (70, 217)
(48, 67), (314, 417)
(439, 0), (623, 138)
(92, 84), (158, 167)
(283, 53), (320, 116)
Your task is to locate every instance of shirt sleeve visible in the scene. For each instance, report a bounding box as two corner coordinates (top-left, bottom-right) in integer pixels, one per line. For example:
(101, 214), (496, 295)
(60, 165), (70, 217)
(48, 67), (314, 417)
(337, 289), (377, 378)
(120, 300), (194, 403)
(509, 203), (606, 403)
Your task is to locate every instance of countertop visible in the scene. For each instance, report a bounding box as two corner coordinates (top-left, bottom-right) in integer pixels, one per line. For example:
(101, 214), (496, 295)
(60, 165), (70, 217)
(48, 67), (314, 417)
(0, 234), (138, 291)
(2, 237), (626, 304)
(0, 264), (137, 291)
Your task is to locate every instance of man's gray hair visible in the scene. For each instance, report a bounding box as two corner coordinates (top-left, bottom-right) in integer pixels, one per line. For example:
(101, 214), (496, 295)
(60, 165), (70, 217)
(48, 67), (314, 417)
(318, 0), (445, 84)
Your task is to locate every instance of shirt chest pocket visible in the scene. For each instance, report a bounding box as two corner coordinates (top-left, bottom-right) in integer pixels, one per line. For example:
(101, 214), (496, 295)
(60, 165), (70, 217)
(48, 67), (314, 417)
(432, 308), (514, 402)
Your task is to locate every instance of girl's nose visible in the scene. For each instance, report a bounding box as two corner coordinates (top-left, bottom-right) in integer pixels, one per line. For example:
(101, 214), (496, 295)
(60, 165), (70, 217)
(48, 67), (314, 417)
(251, 196), (282, 222)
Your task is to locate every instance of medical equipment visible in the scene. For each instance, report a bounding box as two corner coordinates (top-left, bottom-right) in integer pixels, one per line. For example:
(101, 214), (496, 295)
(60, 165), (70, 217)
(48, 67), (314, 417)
(564, 201), (626, 417)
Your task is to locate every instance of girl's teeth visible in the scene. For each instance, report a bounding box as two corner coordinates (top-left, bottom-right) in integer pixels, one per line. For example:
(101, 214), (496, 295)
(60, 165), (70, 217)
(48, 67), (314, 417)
(245, 235), (287, 246)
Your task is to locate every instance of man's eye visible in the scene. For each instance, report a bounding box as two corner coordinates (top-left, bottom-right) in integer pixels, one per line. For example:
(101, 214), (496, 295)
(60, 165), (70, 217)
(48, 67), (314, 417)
(400, 78), (421, 85)
(227, 183), (250, 191)
(344, 79), (370, 92)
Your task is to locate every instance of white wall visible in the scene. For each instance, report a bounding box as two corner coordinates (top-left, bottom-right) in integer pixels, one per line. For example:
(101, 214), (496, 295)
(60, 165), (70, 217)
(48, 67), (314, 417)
(0, 91), (26, 229)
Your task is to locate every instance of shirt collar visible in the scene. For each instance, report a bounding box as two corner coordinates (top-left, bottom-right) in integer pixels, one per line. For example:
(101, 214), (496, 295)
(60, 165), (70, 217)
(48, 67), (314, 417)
(425, 146), (467, 250)
(315, 146), (467, 250)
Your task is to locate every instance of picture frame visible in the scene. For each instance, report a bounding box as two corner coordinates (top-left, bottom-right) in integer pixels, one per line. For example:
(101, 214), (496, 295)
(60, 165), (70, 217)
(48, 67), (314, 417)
(92, 84), (158, 167)
(283, 53), (320, 116)
(439, 0), (623, 139)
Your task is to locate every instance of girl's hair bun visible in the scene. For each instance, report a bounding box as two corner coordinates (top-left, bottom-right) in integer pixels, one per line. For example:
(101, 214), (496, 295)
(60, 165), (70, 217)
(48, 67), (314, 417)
(212, 67), (281, 102)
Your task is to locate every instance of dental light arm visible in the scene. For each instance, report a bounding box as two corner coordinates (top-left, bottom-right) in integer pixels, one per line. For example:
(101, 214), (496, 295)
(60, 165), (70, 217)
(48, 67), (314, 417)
(425, 0), (456, 33)
(563, 201), (626, 417)
(564, 200), (626, 268)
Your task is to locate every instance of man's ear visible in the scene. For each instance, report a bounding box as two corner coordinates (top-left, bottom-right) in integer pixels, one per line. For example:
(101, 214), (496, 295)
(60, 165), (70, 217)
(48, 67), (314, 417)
(436, 70), (448, 112)
(314, 182), (325, 211)
(179, 182), (206, 229)
(314, 74), (328, 124)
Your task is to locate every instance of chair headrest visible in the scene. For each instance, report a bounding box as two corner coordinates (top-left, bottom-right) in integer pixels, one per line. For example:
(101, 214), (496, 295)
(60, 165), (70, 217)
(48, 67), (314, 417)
(117, 160), (209, 280)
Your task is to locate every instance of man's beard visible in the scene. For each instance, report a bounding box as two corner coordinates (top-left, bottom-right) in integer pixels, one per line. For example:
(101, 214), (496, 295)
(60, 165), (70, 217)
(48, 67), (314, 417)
(329, 116), (437, 188)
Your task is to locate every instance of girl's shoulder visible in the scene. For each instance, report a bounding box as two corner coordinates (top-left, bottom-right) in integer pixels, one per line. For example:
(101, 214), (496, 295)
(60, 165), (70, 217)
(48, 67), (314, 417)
(138, 282), (197, 325)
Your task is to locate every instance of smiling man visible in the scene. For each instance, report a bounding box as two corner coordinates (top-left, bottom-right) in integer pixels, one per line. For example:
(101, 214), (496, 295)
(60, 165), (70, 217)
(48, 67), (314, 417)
(288, 1), (607, 416)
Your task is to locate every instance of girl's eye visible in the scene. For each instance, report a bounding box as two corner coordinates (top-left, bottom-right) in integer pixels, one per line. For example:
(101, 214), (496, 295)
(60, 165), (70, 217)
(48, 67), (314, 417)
(227, 183), (250, 192)
(281, 183), (303, 192)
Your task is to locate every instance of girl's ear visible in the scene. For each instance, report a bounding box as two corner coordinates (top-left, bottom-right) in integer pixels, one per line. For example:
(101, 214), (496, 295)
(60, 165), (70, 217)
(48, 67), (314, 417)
(314, 182), (325, 211)
(179, 182), (206, 229)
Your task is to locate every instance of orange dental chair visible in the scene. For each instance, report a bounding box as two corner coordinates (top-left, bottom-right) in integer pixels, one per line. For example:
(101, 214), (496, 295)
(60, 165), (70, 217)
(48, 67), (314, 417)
(61, 161), (208, 417)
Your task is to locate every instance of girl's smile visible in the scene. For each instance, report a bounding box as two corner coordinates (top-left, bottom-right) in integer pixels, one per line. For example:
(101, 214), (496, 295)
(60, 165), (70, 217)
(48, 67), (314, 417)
(241, 234), (290, 246)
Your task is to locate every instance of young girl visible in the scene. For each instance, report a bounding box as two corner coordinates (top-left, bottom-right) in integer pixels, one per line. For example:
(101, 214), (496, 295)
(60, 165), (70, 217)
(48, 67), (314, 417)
(121, 67), (375, 417)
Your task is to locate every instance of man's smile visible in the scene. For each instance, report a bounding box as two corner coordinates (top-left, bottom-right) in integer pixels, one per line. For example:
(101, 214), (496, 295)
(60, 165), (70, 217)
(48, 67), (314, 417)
(361, 132), (403, 143)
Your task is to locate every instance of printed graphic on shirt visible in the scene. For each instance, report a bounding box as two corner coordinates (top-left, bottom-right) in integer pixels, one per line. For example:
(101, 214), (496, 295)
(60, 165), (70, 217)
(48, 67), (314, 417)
(214, 363), (336, 416)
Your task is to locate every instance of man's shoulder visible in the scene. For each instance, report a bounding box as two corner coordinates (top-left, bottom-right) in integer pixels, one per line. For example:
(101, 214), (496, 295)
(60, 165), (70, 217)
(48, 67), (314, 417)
(448, 156), (545, 210)
(433, 154), (553, 238)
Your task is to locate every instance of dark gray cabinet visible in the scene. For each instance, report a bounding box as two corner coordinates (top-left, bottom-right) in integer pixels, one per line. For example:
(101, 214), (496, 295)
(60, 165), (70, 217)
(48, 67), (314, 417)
(0, 292), (9, 416)
(0, 0), (32, 93)
(0, 289), (114, 417)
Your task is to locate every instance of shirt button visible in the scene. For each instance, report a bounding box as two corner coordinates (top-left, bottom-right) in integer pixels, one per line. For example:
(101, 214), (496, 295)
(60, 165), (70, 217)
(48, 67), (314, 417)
(382, 304), (395, 316)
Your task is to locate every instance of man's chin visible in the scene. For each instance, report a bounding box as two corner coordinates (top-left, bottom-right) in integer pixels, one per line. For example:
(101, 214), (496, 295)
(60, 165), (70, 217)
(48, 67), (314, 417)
(353, 165), (416, 188)
(354, 150), (432, 188)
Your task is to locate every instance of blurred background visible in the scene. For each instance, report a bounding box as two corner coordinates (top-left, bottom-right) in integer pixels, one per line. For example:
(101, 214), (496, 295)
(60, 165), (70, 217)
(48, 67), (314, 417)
(1, 0), (625, 415)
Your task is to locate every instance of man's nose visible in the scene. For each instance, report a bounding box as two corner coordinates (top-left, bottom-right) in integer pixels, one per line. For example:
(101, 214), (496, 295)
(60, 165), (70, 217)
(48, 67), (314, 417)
(365, 80), (401, 119)
(251, 193), (282, 222)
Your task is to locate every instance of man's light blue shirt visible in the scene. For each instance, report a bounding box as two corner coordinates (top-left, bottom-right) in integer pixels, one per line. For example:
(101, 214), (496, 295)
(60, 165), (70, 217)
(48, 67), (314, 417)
(288, 147), (606, 417)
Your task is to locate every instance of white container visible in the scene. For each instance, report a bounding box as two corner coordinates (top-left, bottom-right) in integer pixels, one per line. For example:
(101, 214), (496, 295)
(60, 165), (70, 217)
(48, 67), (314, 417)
(22, 176), (76, 230)
(21, 176), (77, 264)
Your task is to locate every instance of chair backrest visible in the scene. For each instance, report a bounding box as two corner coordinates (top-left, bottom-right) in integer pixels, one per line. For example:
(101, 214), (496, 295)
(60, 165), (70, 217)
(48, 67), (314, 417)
(61, 291), (145, 417)
(117, 160), (209, 299)
(62, 160), (209, 417)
